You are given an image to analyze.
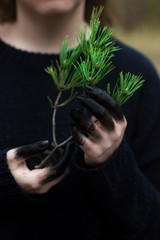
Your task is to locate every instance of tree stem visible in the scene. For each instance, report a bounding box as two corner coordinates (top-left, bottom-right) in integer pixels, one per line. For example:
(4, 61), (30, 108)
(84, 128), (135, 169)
(53, 90), (62, 146)
(35, 136), (73, 169)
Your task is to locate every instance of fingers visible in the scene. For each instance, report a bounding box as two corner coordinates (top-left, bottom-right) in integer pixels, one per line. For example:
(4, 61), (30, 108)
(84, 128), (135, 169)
(43, 142), (73, 183)
(15, 140), (50, 160)
(74, 85), (124, 131)
(70, 109), (100, 138)
(84, 85), (123, 121)
(71, 126), (86, 145)
(76, 96), (115, 131)
(85, 85), (115, 108)
(37, 143), (61, 166)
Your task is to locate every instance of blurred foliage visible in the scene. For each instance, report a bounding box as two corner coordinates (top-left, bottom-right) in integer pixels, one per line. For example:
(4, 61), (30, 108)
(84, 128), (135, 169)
(112, 0), (160, 76)
(112, 0), (160, 31)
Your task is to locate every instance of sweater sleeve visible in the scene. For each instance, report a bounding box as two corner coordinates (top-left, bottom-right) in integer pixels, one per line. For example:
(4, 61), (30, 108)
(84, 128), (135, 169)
(72, 140), (160, 235)
(0, 149), (36, 213)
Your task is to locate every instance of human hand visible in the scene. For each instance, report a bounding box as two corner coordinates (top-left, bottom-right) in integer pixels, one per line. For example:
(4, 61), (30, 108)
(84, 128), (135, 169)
(70, 85), (127, 167)
(6, 140), (71, 194)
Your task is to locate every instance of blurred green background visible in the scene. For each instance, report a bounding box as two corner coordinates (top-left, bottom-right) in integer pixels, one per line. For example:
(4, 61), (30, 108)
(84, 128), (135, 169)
(112, 0), (160, 75)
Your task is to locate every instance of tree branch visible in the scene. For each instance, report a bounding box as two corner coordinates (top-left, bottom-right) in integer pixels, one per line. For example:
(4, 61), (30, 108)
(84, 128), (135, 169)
(35, 136), (73, 169)
(52, 90), (62, 146)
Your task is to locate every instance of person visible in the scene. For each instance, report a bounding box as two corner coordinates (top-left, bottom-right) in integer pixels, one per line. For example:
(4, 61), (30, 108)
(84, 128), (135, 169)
(0, 0), (160, 239)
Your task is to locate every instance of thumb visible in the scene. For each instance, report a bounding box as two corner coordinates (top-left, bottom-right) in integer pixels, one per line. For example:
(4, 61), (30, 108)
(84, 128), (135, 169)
(10, 140), (50, 161)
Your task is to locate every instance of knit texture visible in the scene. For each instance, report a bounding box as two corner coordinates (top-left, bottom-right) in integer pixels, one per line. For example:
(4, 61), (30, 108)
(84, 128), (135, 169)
(0, 38), (160, 239)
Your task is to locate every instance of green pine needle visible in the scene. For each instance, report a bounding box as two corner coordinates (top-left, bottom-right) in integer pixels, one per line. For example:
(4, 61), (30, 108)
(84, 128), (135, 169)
(109, 72), (145, 106)
(46, 6), (145, 109)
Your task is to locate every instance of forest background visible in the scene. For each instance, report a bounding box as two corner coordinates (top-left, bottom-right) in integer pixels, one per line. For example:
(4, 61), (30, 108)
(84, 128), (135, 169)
(112, 0), (160, 75)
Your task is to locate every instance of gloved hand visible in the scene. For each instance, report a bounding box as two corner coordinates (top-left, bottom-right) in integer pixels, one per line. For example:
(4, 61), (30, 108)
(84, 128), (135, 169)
(70, 85), (127, 167)
(7, 140), (73, 194)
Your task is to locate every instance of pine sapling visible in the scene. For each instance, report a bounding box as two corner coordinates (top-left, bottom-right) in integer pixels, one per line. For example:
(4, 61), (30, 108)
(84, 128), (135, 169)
(36, 6), (145, 169)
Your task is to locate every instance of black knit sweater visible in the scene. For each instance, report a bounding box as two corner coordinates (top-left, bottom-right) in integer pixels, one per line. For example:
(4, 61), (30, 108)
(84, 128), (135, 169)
(0, 38), (160, 239)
